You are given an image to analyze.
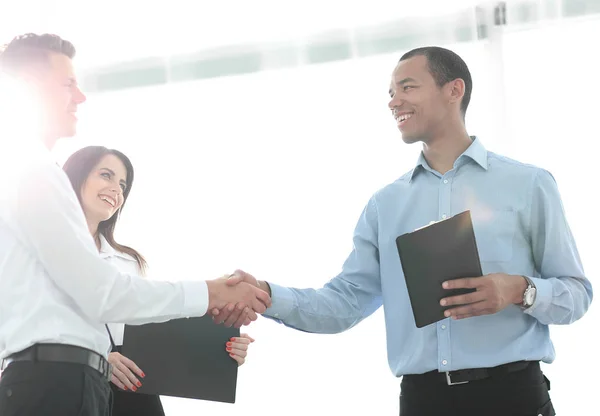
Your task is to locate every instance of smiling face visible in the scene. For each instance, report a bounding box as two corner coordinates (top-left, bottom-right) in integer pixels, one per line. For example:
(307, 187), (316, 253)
(23, 52), (86, 148)
(388, 55), (462, 145)
(0, 34), (86, 148)
(40, 53), (86, 143)
(80, 154), (128, 227)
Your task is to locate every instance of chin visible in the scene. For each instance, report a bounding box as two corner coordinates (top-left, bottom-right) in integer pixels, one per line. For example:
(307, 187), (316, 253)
(62, 128), (77, 138)
(400, 133), (421, 144)
(58, 120), (78, 138)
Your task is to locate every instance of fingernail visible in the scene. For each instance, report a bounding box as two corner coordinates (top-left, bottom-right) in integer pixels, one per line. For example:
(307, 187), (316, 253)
(226, 347), (232, 351)
(141, 372), (146, 378)
(226, 342), (232, 347)
(444, 310), (451, 317)
(229, 353), (235, 357)
(442, 282), (449, 288)
(230, 337), (236, 342)
(124, 386), (128, 391)
(440, 300), (446, 306)
(132, 386), (137, 392)
(136, 381), (142, 387)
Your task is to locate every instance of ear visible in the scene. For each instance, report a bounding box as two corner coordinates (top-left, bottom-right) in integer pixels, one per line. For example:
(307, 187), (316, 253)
(447, 78), (465, 106)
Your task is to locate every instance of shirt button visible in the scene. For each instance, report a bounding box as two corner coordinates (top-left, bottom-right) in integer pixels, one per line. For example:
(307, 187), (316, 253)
(443, 179), (448, 184)
(441, 214), (447, 219)
(441, 324), (446, 330)
(442, 360), (448, 366)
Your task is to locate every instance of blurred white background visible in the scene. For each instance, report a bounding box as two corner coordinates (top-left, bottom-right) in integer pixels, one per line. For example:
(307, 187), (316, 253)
(2, 0), (598, 414)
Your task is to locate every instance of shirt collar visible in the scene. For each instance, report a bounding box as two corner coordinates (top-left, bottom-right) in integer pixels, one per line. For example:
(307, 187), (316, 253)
(98, 234), (135, 262)
(409, 136), (488, 182)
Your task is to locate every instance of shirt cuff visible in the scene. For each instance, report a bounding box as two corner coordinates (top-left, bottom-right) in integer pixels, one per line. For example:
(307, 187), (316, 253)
(180, 280), (209, 317)
(523, 276), (552, 318)
(263, 282), (296, 321)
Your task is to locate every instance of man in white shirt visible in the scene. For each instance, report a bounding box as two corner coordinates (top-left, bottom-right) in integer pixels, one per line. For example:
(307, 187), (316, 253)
(0, 33), (270, 416)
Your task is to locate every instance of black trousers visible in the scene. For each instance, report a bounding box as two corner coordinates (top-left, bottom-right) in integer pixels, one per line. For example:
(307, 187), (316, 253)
(0, 361), (112, 416)
(399, 362), (555, 416)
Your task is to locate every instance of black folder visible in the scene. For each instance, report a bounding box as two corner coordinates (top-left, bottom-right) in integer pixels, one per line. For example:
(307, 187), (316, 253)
(395, 210), (482, 328)
(121, 316), (240, 403)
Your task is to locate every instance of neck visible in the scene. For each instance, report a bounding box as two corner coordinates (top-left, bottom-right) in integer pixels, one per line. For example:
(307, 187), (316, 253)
(421, 123), (472, 175)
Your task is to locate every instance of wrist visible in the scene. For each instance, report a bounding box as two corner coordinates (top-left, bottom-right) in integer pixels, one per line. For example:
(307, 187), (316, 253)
(512, 275), (529, 305)
(206, 279), (221, 310)
(259, 280), (272, 297)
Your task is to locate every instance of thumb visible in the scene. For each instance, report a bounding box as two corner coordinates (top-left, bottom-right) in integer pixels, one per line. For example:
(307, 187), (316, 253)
(226, 271), (246, 286)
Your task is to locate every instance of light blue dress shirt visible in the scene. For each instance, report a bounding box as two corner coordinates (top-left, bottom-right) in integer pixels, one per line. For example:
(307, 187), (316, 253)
(264, 138), (592, 376)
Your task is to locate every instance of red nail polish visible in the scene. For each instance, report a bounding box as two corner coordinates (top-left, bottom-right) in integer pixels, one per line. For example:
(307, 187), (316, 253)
(136, 381), (142, 387)
(229, 353), (235, 357)
(230, 337), (236, 342)
(123, 386), (128, 391)
(141, 372), (146, 378)
(132, 386), (137, 392)
(226, 347), (232, 351)
(226, 342), (232, 347)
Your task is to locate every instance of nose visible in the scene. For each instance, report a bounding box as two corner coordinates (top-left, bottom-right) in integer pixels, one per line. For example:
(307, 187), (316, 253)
(388, 94), (402, 111)
(73, 85), (86, 105)
(108, 185), (123, 196)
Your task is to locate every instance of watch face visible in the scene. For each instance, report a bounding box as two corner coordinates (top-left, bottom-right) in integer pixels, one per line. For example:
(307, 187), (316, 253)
(525, 288), (536, 305)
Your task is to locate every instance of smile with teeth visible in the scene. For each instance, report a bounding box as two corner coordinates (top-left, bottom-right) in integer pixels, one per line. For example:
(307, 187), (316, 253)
(99, 195), (116, 207)
(395, 113), (413, 125)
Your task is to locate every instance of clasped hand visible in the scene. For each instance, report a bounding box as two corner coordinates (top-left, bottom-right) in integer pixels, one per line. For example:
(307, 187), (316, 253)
(207, 271), (270, 328)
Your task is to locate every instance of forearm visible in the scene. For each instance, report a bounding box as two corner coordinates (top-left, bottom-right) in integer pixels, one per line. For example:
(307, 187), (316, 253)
(262, 282), (380, 334)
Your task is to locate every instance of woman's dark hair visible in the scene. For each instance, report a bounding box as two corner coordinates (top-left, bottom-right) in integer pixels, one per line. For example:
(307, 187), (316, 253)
(63, 145), (147, 274)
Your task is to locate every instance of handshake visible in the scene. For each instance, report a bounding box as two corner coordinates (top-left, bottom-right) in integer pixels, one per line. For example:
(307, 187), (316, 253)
(206, 270), (271, 328)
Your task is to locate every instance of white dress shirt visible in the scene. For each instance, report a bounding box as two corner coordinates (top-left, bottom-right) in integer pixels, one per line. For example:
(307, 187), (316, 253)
(0, 141), (209, 360)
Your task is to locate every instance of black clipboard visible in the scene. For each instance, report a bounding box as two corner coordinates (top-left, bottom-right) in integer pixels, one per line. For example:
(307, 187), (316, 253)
(121, 316), (240, 403)
(395, 210), (482, 328)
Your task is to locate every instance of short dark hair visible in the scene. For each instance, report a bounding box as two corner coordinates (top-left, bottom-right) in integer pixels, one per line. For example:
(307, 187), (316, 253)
(0, 33), (76, 75)
(399, 46), (473, 118)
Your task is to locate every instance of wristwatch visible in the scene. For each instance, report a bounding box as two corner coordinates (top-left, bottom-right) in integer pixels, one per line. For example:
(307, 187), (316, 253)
(522, 276), (537, 308)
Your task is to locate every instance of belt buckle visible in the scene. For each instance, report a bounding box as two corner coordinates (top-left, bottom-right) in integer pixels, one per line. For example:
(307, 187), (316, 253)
(445, 371), (469, 386)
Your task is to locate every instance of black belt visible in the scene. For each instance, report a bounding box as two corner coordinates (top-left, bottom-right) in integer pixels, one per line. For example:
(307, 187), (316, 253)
(405, 361), (535, 386)
(1, 344), (112, 381)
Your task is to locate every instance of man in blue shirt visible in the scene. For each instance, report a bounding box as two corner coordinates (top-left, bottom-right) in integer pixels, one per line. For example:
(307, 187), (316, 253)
(214, 46), (592, 415)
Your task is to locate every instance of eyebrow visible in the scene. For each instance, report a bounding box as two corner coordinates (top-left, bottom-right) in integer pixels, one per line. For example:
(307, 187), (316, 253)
(100, 168), (127, 188)
(389, 77), (419, 96)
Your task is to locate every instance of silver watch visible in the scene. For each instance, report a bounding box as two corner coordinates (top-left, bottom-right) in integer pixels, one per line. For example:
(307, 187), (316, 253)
(522, 276), (537, 308)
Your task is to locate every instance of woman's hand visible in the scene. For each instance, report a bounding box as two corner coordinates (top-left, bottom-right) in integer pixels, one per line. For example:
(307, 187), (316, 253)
(108, 351), (145, 391)
(226, 333), (255, 366)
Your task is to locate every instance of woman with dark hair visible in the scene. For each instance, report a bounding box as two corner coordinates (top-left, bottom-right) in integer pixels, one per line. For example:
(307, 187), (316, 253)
(62, 146), (254, 416)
